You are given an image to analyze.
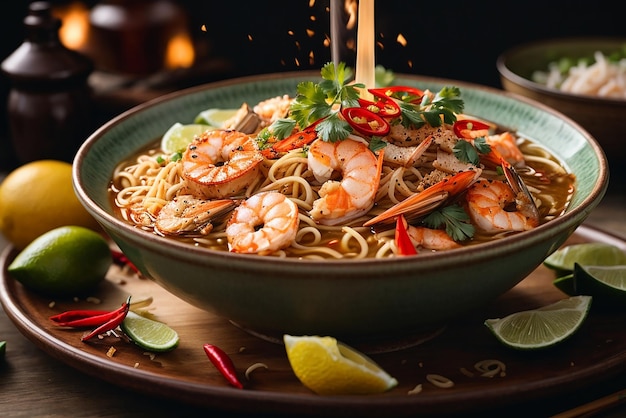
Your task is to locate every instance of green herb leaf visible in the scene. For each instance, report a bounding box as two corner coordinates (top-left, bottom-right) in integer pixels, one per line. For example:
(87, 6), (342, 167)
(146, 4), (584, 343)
(453, 137), (491, 165)
(398, 86), (464, 129)
(268, 118), (297, 140)
(369, 136), (388, 152)
(423, 204), (474, 242)
(316, 113), (352, 142)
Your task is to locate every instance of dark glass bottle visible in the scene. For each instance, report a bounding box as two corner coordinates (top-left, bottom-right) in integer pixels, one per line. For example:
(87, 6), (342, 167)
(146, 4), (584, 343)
(0, 1), (94, 164)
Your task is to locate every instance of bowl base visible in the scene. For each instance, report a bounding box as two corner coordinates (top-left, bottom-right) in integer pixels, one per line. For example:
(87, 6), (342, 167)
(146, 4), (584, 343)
(229, 320), (447, 354)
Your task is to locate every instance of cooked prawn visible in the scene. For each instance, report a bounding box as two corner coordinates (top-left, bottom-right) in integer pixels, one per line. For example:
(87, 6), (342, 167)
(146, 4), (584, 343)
(407, 226), (461, 251)
(155, 195), (236, 236)
(182, 129), (264, 199)
(307, 138), (382, 226)
(486, 132), (525, 167)
(364, 169), (481, 226)
(465, 178), (539, 233)
(225, 191), (299, 254)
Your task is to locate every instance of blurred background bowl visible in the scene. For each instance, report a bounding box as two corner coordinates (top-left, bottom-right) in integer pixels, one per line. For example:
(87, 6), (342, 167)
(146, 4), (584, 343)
(73, 72), (608, 344)
(496, 37), (626, 169)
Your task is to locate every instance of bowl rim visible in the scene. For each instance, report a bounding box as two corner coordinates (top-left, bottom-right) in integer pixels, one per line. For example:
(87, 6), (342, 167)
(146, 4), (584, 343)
(73, 71), (610, 270)
(496, 36), (626, 105)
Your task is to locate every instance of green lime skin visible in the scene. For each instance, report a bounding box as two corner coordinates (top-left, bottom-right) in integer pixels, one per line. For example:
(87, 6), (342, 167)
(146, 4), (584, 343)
(7, 226), (112, 297)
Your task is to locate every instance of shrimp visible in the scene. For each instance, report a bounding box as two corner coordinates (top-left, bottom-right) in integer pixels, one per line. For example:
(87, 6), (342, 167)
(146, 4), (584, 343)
(225, 191), (299, 254)
(465, 178), (539, 234)
(364, 169), (481, 226)
(182, 129), (264, 199)
(307, 138), (382, 226)
(486, 132), (525, 167)
(155, 195), (236, 236)
(407, 226), (461, 251)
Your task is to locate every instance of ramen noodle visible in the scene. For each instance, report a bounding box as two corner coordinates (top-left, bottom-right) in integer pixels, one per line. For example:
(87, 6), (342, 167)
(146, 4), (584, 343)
(109, 71), (576, 260)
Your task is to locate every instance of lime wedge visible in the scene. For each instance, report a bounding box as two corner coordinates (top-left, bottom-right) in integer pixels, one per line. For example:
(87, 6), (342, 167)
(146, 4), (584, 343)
(121, 311), (179, 352)
(193, 108), (239, 127)
(573, 263), (626, 306)
(0, 341), (6, 359)
(160, 123), (210, 154)
(484, 295), (592, 350)
(553, 273), (576, 295)
(544, 243), (626, 275)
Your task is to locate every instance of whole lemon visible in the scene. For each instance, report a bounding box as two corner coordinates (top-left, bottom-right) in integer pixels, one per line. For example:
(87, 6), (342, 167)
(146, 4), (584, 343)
(0, 160), (100, 250)
(8, 225), (111, 297)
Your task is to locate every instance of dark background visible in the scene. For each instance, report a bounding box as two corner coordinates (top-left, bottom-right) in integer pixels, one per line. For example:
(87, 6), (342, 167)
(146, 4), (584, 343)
(1, 0), (624, 169)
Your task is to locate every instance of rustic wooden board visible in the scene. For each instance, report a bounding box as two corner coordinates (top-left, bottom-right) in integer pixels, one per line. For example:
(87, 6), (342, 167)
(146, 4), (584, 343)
(1, 225), (626, 417)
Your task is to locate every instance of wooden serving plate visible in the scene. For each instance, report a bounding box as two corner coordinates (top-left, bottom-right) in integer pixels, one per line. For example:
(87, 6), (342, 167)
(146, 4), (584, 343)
(1, 225), (626, 417)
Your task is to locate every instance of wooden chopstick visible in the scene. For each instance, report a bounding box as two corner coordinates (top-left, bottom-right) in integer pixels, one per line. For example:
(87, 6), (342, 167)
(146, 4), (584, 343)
(551, 389), (626, 418)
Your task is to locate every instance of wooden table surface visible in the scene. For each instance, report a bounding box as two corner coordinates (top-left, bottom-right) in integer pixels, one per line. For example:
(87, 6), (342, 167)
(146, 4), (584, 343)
(1, 170), (625, 418)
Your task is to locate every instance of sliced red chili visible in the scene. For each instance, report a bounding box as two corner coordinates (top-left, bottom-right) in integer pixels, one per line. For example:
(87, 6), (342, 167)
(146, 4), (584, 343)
(341, 107), (390, 136)
(370, 86), (424, 103)
(260, 119), (321, 159)
(203, 343), (244, 389)
(453, 119), (491, 139)
(395, 214), (418, 256)
(357, 95), (401, 118)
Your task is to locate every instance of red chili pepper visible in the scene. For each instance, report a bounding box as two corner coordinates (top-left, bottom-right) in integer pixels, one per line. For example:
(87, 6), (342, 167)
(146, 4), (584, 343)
(357, 94), (401, 118)
(370, 86), (424, 103)
(395, 214), (418, 256)
(111, 249), (141, 275)
(50, 309), (120, 327)
(341, 107), (390, 136)
(453, 119), (491, 139)
(203, 343), (244, 389)
(81, 296), (131, 341)
(260, 119), (322, 159)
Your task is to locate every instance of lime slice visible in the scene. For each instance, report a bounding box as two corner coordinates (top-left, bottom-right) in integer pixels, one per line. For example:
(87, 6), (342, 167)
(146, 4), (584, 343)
(0, 341), (6, 359)
(573, 263), (626, 306)
(160, 123), (210, 154)
(121, 311), (179, 352)
(553, 273), (576, 295)
(544, 243), (626, 275)
(484, 295), (592, 350)
(193, 108), (239, 127)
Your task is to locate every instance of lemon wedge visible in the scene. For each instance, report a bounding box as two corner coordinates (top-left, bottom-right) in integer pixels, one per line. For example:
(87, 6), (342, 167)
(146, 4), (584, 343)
(283, 334), (398, 395)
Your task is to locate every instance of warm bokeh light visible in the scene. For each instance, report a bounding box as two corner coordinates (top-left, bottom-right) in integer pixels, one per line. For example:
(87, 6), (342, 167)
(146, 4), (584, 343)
(54, 1), (90, 51)
(165, 33), (195, 69)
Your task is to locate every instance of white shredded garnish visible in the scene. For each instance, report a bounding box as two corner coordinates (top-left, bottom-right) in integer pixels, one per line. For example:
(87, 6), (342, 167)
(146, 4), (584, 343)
(474, 359), (506, 378)
(245, 362), (269, 380)
(460, 367), (475, 378)
(106, 346), (116, 357)
(426, 374), (454, 388)
(407, 384), (423, 395)
(86, 296), (101, 304)
(48, 301), (56, 308)
(133, 362), (140, 368)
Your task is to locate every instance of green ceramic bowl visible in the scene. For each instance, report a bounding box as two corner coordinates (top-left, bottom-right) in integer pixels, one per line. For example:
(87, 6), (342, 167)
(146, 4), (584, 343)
(497, 37), (626, 162)
(73, 72), (608, 343)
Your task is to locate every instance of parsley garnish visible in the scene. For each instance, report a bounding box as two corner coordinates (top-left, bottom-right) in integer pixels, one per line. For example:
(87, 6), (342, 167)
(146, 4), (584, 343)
(399, 86), (464, 130)
(288, 62), (360, 142)
(423, 204), (475, 242)
(453, 136), (491, 165)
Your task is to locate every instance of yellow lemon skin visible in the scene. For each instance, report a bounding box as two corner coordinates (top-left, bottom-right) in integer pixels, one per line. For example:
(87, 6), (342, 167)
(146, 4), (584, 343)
(0, 160), (100, 250)
(8, 225), (111, 297)
(283, 335), (398, 395)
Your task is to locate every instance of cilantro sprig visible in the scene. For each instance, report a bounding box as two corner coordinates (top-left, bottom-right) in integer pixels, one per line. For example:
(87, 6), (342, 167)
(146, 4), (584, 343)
(399, 86), (464, 130)
(423, 204), (475, 242)
(453, 136), (491, 165)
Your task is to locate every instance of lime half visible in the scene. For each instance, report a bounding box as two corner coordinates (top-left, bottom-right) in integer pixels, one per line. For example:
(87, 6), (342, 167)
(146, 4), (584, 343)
(484, 295), (592, 350)
(160, 123), (210, 154)
(544, 243), (626, 275)
(193, 108), (239, 127)
(121, 311), (179, 352)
